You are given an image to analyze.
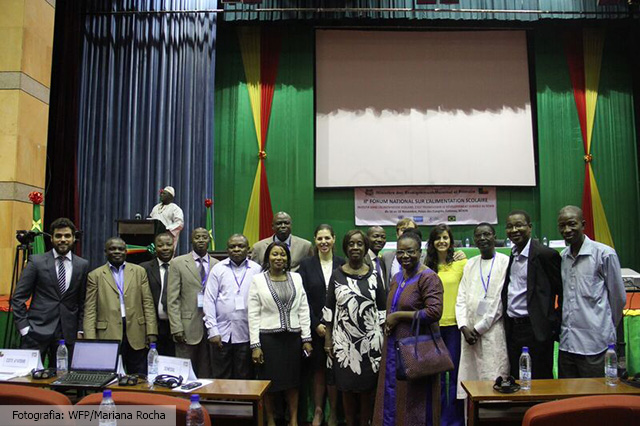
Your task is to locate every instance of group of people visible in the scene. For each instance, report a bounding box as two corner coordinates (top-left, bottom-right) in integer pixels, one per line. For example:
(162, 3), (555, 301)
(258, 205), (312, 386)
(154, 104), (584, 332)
(11, 204), (626, 426)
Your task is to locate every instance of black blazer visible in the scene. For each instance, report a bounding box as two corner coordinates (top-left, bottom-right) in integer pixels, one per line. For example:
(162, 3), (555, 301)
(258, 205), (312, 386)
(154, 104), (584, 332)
(501, 239), (563, 342)
(12, 250), (89, 343)
(298, 254), (345, 333)
(140, 259), (165, 318)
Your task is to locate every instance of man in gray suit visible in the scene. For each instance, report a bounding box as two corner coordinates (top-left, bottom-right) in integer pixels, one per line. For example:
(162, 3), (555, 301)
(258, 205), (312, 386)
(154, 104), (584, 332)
(168, 228), (219, 377)
(251, 211), (313, 271)
(12, 218), (89, 365)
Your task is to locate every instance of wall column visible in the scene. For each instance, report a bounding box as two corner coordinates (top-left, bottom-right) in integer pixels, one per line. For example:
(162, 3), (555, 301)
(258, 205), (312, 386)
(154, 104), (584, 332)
(0, 0), (55, 295)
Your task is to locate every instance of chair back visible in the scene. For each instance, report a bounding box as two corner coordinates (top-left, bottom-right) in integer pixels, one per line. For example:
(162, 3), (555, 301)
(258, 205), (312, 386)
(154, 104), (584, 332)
(522, 395), (640, 426)
(0, 383), (72, 405)
(76, 391), (211, 426)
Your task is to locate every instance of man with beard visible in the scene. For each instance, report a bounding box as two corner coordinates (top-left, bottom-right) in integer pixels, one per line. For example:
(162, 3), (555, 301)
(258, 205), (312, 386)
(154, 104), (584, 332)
(204, 234), (261, 379)
(557, 205), (625, 378)
(12, 218), (89, 366)
(141, 232), (176, 356)
(501, 210), (562, 379)
(168, 228), (219, 377)
(251, 211), (313, 272)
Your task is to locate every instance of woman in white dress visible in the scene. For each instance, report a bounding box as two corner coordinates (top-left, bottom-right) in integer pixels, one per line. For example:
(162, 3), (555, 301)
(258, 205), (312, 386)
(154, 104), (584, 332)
(455, 223), (510, 399)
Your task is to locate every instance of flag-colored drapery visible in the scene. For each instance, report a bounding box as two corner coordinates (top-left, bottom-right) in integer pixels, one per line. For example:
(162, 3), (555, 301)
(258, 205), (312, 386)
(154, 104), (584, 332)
(28, 192), (45, 254)
(564, 28), (614, 248)
(238, 27), (282, 245)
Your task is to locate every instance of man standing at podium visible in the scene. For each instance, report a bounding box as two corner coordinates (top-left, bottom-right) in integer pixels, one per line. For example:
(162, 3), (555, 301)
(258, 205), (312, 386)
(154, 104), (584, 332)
(149, 186), (184, 250)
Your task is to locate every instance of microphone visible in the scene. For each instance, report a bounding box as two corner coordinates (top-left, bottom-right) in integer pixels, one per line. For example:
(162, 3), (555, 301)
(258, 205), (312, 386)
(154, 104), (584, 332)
(135, 213), (142, 220)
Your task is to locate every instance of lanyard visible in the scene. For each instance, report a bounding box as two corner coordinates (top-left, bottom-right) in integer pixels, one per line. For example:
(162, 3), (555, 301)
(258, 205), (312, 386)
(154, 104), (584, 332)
(391, 269), (419, 313)
(478, 255), (496, 298)
(230, 260), (249, 292)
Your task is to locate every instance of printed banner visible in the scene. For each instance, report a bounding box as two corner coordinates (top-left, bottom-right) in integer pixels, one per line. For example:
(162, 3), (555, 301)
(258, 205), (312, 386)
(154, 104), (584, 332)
(354, 187), (497, 226)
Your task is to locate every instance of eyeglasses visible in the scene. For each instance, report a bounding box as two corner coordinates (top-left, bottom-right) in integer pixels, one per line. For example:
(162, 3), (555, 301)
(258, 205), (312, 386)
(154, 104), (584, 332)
(396, 249), (419, 256)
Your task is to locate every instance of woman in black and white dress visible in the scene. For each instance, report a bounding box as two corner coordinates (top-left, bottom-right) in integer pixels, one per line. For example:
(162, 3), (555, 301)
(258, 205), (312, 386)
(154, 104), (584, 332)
(324, 230), (386, 426)
(249, 241), (313, 426)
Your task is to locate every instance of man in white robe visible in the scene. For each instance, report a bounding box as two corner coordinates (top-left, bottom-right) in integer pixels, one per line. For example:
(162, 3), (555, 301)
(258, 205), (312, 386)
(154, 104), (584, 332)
(149, 185), (184, 251)
(455, 223), (510, 399)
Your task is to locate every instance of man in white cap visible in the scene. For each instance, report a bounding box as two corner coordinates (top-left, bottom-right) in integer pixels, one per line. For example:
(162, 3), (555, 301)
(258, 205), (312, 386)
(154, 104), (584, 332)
(149, 186), (184, 250)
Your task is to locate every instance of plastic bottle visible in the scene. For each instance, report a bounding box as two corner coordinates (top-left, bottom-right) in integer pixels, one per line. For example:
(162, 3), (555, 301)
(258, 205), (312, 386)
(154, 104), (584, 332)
(519, 346), (532, 390)
(605, 344), (618, 386)
(147, 342), (159, 385)
(186, 394), (205, 426)
(464, 237), (470, 247)
(542, 236), (548, 247)
(56, 339), (68, 373)
(98, 389), (117, 426)
(505, 239), (512, 248)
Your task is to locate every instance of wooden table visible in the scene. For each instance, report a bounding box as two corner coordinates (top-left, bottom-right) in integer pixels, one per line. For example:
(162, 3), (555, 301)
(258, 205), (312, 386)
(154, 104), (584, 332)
(461, 378), (640, 426)
(107, 379), (270, 426)
(2, 376), (270, 426)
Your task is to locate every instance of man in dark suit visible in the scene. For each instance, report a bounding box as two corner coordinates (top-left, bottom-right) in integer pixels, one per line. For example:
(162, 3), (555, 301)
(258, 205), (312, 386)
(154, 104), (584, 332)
(501, 210), (562, 379)
(140, 232), (176, 356)
(12, 217), (90, 366)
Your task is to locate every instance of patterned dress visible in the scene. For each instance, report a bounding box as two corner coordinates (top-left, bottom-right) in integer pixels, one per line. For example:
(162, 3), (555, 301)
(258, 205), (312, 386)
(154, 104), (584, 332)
(373, 268), (444, 426)
(323, 267), (386, 392)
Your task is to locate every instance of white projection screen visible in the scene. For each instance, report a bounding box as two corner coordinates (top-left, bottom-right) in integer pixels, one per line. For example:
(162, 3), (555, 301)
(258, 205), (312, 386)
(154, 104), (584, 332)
(315, 30), (536, 188)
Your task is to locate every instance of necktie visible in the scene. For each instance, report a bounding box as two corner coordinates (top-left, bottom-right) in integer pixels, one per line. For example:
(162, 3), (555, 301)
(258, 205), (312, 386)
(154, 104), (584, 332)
(161, 263), (169, 309)
(198, 257), (206, 282)
(57, 256), (66, 294)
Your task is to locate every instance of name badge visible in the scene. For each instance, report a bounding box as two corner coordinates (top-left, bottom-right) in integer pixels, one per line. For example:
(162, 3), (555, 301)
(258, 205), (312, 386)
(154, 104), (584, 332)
(476, 299), (488, 316)
(197, 292), (204, 308)
(235, 294), (246, 311)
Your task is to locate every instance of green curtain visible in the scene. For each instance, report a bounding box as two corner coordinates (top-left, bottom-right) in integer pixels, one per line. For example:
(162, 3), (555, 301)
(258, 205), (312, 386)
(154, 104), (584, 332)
(535, 29), (640, 271)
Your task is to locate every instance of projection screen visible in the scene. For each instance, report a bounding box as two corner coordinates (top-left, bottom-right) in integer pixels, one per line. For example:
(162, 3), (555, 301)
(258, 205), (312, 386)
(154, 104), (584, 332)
(315, 30), (536, 188)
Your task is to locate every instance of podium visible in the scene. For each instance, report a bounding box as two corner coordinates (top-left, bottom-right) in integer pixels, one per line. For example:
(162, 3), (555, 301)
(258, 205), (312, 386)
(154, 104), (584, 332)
(116, 219), (166, 264)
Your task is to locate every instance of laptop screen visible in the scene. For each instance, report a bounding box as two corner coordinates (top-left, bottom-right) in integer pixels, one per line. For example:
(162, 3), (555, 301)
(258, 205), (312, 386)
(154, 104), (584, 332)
(70, 341), (119, 372)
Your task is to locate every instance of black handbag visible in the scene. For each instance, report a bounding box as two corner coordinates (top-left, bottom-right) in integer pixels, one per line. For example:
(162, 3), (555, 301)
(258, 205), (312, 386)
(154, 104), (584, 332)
(395, 312), (454, 381)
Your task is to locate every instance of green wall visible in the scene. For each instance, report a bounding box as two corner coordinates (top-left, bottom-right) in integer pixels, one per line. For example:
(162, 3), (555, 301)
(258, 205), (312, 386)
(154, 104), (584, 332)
(215, 26), (639, 270)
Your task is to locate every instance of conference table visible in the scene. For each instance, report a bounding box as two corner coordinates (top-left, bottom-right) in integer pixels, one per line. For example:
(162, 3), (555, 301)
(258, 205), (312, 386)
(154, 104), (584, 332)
(2, 375), (270, 426)
(461, 378), (640, 426)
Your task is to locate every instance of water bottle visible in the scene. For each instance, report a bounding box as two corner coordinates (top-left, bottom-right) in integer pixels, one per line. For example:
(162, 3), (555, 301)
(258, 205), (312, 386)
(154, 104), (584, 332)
(147, 342), (159, 385)
(186, 394), (206, 426)
(99, 389), (117, 426)
(464, 237), (470, 247)
(519, 346), (532, 390)
(605, 344), (618, 386)
(542, 236), (548, 247)
(505, 239), (512, 248)
(56, 339), (68, 373)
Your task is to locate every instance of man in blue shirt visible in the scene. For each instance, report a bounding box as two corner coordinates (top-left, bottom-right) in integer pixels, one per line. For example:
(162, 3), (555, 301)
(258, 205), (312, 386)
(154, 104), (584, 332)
(204, 234), (261, 379)
(557, 205), (626, 378)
